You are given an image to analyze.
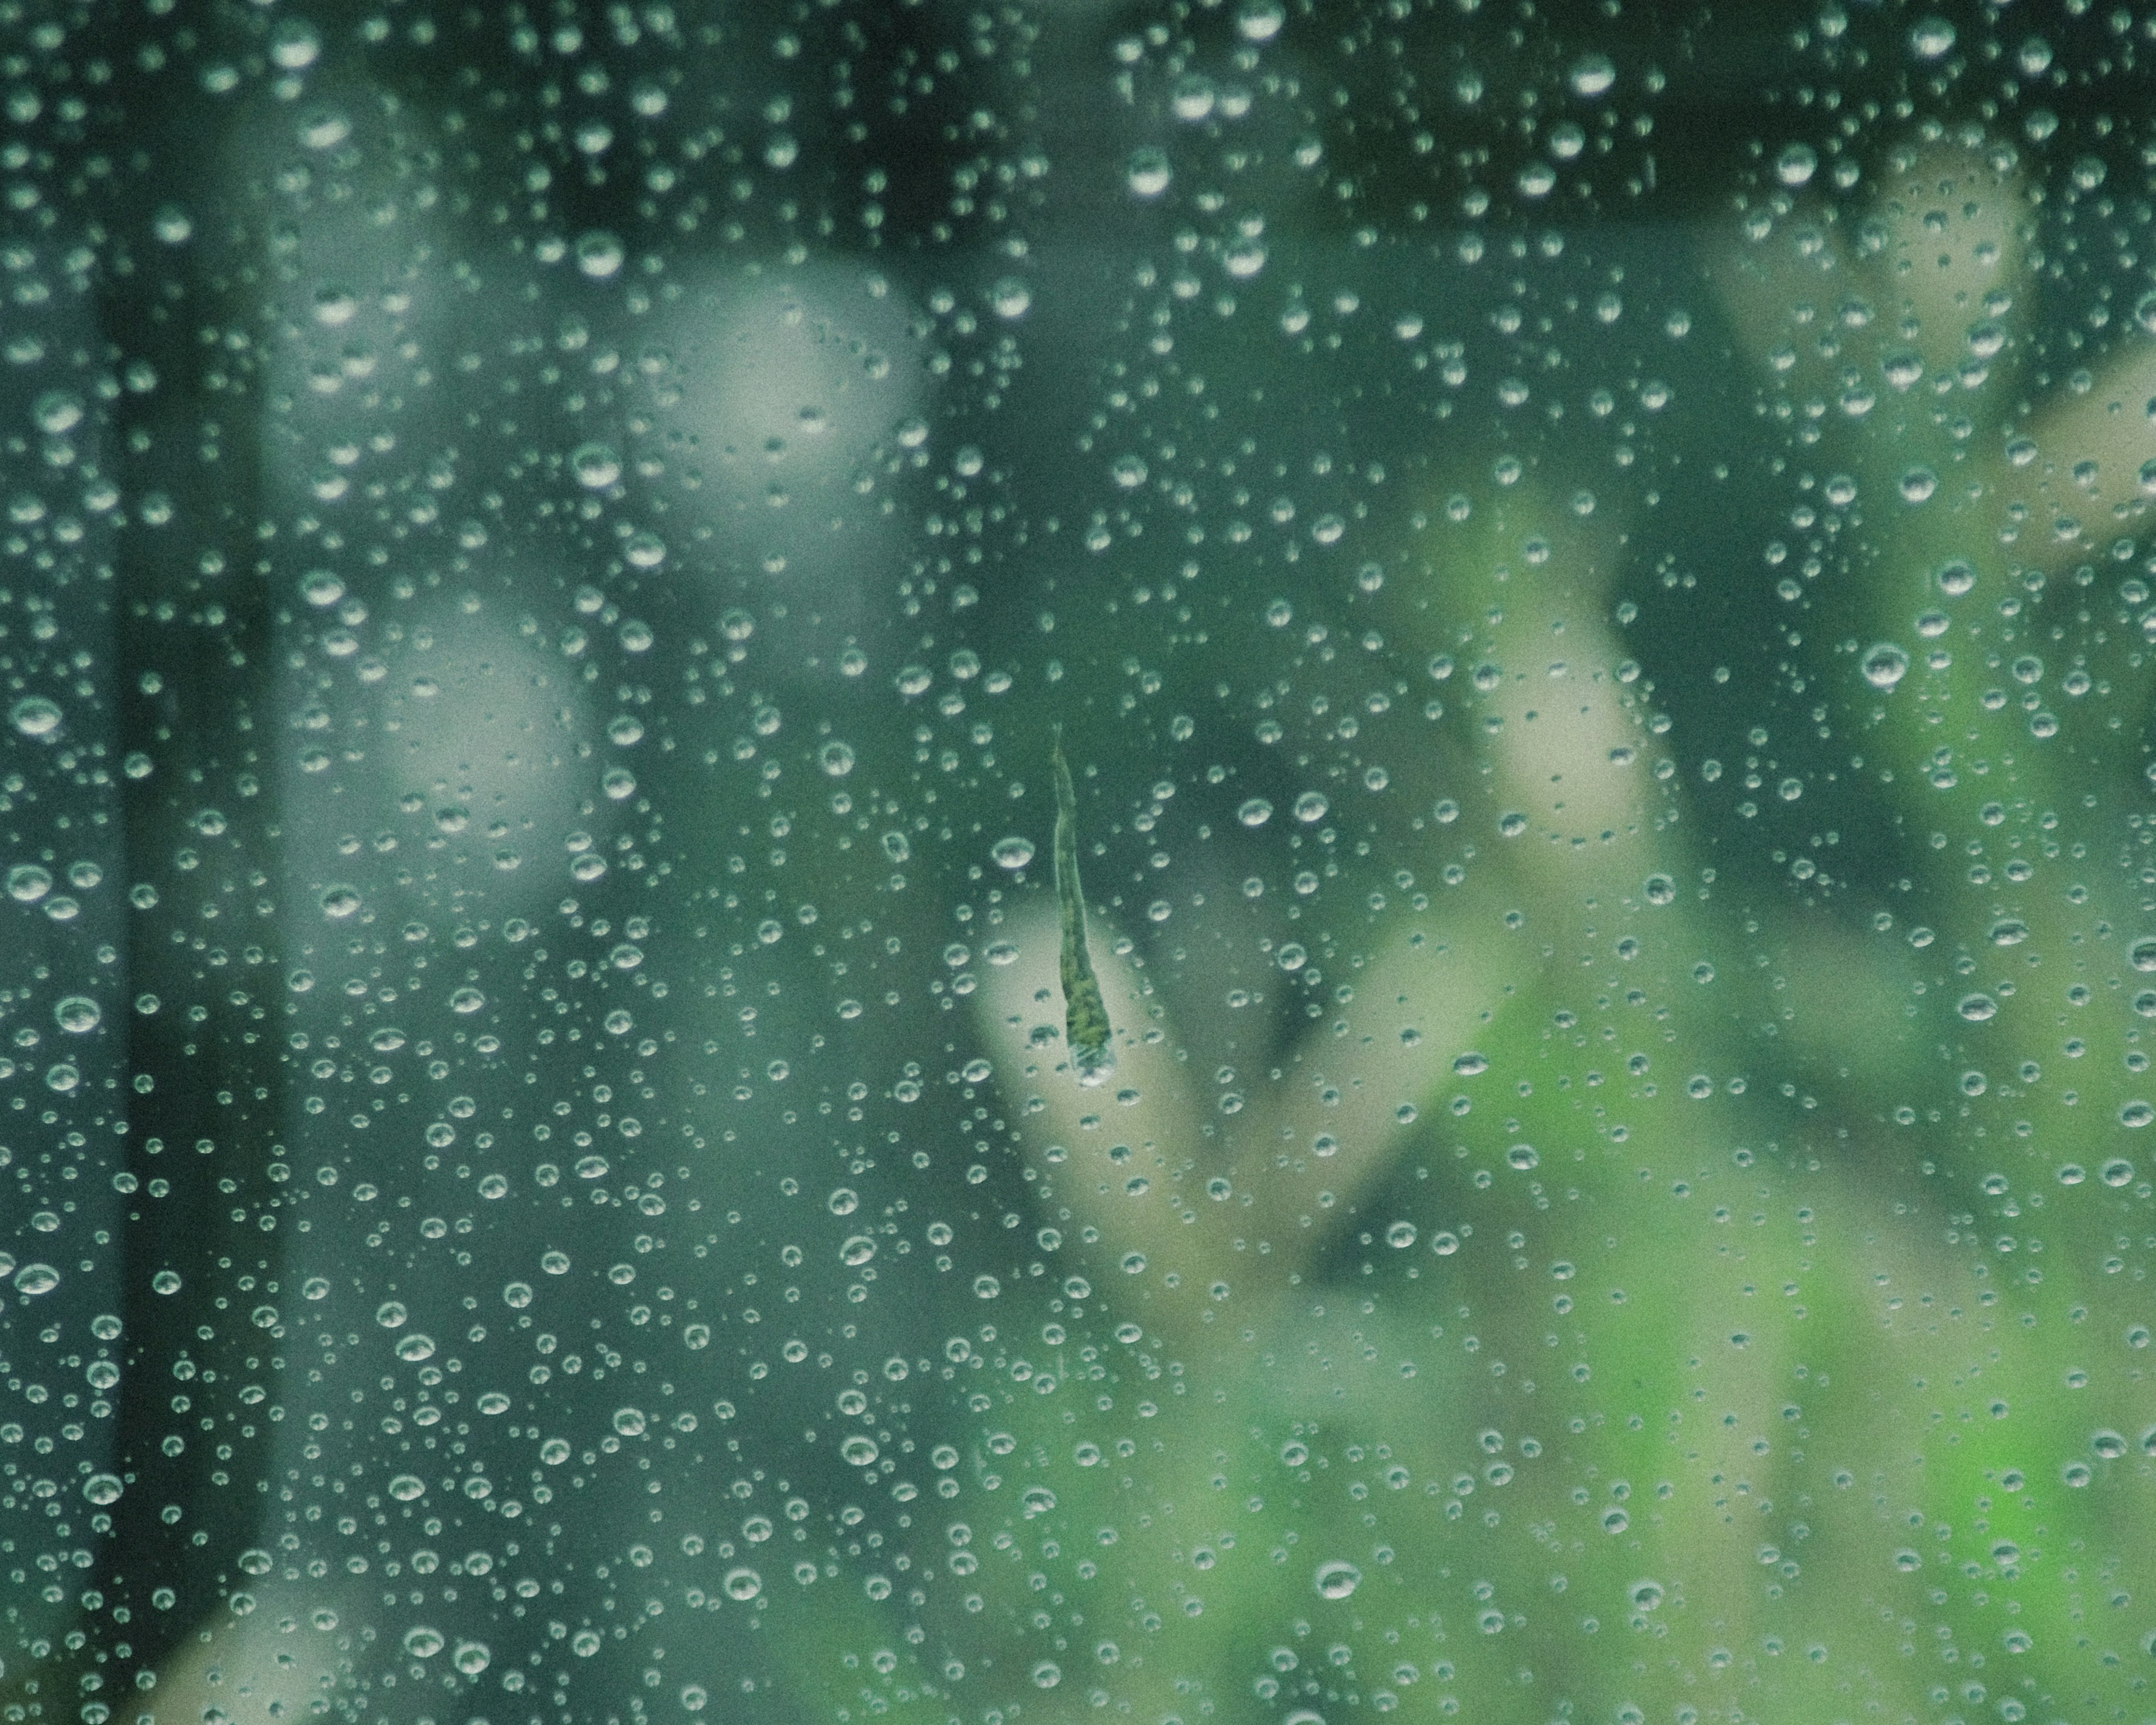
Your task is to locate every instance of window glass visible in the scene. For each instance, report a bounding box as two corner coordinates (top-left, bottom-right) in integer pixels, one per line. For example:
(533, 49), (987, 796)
(6, 5), (2156, 1723)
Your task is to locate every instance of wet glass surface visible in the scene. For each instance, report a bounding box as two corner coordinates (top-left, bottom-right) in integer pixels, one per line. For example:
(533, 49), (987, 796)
(5, 4), (2156, 1723)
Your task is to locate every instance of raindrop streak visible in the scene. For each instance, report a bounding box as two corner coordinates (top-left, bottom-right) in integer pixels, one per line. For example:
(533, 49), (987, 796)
(1052, 725), (1115, 1087)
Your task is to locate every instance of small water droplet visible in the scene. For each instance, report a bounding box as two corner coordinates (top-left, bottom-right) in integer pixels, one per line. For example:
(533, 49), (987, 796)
(570, 442), (621, 489)
(10, 696), (61, 737)
(1908, 16), (1956, 59)
(1314, 1560), (1362, 1600)
(574, 230), (624, 279)
(1860, 642), (1910, 690)
(1127, 147), (1171, 198)
(1774, 143), (1817, 187)
(1567, 53), (1615, 97)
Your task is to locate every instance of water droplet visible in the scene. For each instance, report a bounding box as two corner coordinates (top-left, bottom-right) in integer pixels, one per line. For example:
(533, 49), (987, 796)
(613, 1407), (647, 1438)
(1958, 993), (1997, 1023)
(1989, 919), (2027, 946)
(990, 277), (1031, 318)
(10, 696), (61, 737)
(2119, 1103), (2152, 1130)
(403, 1627), (445, 1659)
(12, 1262), (59, 1296)
(450, 987), (487, 1014)
(53, 996), (100, 1034)
(1127, 147), (1171, 198)
(1293, 791), (1329, 823)
(1860, 642), (1910, 690)
(388, 1475), (427, 1502)
(1936, 558), (1976, 596)
(2102, 1158), (2136, 1186)
(1032, 1662), (1062, 1689)
(1236, 0), (1285, 40)
(1386, 1221), (1417, 1249)
(1567, 53), (1615, 97)
(1774, 143), (1817, 187)
(1627, 1577), (1666, 1609)
(1314, 1560), (1362, 1600)
(319, 884), (362, 919)
(1237, 798), (1273, 827)
(454, 1642), (492, 1676)
(1908, 16), (1956, 58)
(574, 230), (624, 278)
(571, 442), (621, 489)
(841, 1435), (880, 1467)
(83, 1472), (124, 1505)
(1452, 1052), (1488, 1076)
(1899, 466), (1937, 504)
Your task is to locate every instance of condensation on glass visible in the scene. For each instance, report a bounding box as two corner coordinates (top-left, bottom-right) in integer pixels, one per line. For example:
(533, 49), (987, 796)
(3, 5), (2155, 1724)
